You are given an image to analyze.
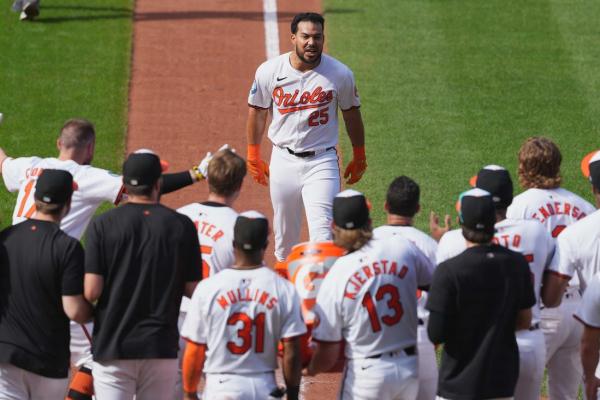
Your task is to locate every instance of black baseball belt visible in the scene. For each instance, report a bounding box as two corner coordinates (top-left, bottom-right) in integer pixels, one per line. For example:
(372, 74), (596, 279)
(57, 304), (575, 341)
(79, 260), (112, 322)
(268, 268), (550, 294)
(285, 146), (335, 158)
(367, 345), (417, 359)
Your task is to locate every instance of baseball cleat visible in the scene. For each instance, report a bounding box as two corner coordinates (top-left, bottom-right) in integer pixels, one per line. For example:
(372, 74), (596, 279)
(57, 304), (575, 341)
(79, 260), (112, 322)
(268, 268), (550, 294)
(20, 2), (39, 21)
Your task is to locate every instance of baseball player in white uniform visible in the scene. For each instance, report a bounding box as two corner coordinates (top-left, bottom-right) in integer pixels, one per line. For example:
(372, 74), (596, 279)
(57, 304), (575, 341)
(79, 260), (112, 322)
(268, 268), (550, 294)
(246, 12), (366, 263)
(306, 190), (434, 400)
(436, 165), (554, 400)
(372, 176), (439, 400)
(574, 274), (600, 399)
(181, 211), (307, 400)
(0, 119), (220, 398)
(506, 137), (595, 399)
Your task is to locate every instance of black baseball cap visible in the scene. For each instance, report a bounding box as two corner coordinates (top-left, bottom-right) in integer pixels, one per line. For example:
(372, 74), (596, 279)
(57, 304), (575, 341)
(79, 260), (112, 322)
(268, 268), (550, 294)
(234, 211), (269, 251)
(469, 165), (513, 209)
(458, 188), (496, 234)
(333, 189), (369, 230)
(34, 169), (76, 204)
(581, 150), (600, 190)
(122, 150), (166, 186)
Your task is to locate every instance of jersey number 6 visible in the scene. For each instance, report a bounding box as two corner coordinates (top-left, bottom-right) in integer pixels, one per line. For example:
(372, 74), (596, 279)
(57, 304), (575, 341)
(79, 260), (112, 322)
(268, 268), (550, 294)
(226, 312), (266, 355)
(361, 284), (404, 333)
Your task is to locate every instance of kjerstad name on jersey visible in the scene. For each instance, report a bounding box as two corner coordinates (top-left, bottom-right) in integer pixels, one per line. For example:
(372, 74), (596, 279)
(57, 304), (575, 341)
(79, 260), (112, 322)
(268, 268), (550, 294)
(344, 260), (409, 300)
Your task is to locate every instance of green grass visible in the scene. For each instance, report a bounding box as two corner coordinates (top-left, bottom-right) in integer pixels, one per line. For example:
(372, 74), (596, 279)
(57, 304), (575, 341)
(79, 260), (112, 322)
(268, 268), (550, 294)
(0, 1), (133, 225)
(328, 0), (600, 233)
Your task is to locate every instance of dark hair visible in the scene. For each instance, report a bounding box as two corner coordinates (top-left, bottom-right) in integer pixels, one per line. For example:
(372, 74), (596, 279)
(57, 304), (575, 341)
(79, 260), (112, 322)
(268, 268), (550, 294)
(124, 183), (154, 197)
(233, 243), (266, 265)
(34, 199), (70, 217)
(461, 225), (494, 244)
(291, 12), (325, 34)
(386, 176), (420, 217)
(208, 149), (246, 197)
(59, 119), (95, 149)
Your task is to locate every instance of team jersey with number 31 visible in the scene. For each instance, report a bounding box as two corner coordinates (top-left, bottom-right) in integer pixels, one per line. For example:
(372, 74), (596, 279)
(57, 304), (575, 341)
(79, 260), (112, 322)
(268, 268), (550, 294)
(311, 236), (434, 359)
(248, 52), (360, 153)
(180, 266), (306, 374)
(2, 157), (123, 239)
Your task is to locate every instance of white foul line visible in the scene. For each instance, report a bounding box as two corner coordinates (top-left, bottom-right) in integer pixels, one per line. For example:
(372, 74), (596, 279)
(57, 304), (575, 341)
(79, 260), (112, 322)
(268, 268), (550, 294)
(263, 0), (280, 59)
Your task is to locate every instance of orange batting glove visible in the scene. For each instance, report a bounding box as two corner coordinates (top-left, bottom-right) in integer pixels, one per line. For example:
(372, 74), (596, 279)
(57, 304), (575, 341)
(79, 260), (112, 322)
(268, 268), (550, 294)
(247, 144), (269, 186)
(344, 146), (367, 184)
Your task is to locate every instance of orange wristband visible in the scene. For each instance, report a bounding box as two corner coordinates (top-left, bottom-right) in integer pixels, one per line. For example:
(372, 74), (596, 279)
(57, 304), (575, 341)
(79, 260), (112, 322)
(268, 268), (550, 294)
(352, 145), (366, 159)
(247, 144), (261, 161)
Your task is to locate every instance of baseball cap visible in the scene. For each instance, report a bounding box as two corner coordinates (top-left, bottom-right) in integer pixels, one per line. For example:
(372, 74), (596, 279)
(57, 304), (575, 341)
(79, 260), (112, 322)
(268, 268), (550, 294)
(122, 150), (167, 186)
(333, 189), (369, 230)
(469, 165), (513, 209)
(458, 188), (496, 234)
(581, 150), (600, 190)
(234, 211), (269, 251)
(34, 169), (77, 204)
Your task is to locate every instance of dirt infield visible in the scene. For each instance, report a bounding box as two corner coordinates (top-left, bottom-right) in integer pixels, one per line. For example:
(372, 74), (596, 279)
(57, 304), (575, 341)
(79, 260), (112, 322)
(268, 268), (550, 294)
(127, 0), (340, 397)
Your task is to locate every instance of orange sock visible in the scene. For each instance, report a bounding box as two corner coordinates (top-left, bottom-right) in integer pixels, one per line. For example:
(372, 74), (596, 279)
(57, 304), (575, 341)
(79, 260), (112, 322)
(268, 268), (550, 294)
(65, 366), (93, 400)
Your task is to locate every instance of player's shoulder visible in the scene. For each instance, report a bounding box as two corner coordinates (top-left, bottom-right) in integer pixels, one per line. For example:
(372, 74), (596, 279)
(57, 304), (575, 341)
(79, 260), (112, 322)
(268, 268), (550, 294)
(321, 53), (353, 74)
(562, 209), (600, 238)
(256, 52), (289, 74)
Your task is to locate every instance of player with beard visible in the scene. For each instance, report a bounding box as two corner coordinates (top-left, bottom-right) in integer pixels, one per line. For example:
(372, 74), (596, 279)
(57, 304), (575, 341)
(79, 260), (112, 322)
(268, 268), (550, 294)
(246, 12), (367, 266)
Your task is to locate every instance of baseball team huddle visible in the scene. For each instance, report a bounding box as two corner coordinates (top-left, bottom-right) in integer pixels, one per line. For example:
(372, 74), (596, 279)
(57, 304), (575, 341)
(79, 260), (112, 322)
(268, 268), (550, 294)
(1, 10), (600, 400)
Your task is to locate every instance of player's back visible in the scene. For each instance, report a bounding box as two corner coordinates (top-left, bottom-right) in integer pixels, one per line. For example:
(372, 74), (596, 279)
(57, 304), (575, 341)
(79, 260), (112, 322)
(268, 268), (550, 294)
(320, 236), (432, 359)
(177, 202), (238, 276)
(3, 156), (122, 239)
(507, 187), (595, 238)
(193, 267), (305, 374)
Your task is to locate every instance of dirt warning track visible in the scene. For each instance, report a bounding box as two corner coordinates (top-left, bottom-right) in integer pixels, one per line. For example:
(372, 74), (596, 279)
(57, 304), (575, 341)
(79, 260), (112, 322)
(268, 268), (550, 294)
(127, 0), (340, 397)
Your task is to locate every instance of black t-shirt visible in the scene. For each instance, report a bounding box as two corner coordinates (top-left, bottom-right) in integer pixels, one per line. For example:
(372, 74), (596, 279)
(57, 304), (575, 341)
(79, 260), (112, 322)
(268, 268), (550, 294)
(0, 220), (84, 378)
(426, 244), (535, 400)
(85, 203), (201, 361)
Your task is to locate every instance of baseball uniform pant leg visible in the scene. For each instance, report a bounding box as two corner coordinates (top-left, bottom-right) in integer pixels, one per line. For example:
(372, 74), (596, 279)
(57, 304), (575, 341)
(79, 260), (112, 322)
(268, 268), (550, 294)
(514, 329), (545, 400)
(340, 353), (418, 400)
(93, 359), (177, 399)
(435, 398), (513, 400)
(70, 321), (94, 368)
(204, 371), (277, 400)
(0, 363), (68, 400)
(417, 324), (438, 400)
(270, 146), (304, 261)
(301, 150), (340, 243)
(175, 310), (188, 399)
(542, 291), (583, 400)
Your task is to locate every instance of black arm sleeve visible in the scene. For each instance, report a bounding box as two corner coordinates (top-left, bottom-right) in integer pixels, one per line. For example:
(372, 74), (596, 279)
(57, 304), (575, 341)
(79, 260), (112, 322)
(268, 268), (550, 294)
(427, 310), (451, 345)
(161, 171), (194, 194)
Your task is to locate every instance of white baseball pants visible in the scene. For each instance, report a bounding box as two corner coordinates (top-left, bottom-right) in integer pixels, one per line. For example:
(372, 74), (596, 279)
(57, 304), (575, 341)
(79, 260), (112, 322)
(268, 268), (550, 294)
(436, 397), (512, 400)
(92, 359), (177, 399)
(203, 371), (278, 399)
(0, 363), (68, 400)
(514, 328), (546, 400)
(417, 323), (438, 400)
(340, 351), (418, 400)
(70, 321), (94, 367)
(269, 145), (340, 261)
(541, 288), (583, 400)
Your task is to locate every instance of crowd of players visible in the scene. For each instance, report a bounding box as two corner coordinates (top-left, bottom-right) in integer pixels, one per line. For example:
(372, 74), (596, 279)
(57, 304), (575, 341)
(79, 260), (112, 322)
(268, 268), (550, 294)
(0, 118), (600, 400)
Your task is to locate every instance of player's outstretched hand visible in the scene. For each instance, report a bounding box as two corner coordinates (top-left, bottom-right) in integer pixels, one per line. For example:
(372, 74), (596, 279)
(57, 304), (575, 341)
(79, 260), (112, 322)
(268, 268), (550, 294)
(344, 146), (367, 185)
(196, 144), (231, 179)
(429, 211), (452, 242)
(247, 144), (269, 186)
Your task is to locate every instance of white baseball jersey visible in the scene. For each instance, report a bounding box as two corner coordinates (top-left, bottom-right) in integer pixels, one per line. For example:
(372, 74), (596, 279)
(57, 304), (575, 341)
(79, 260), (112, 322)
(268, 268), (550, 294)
(180, 266), (306, 374)
(312, 236), (434, 359)
(507, 188), (595, 238)
(547, 209), (600, 291)
(575, 273), (600, 328)
(177, 202), (237, 277)
(372, 225), (437, 320)
(2, 157), (123, 239)
(436, 219), (555, 324)
(248, 52), (360, 152)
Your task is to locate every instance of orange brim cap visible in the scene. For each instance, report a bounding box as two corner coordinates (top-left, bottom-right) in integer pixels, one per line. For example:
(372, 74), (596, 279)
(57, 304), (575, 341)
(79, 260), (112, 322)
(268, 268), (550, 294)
(581, 150), (600, 178)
